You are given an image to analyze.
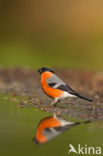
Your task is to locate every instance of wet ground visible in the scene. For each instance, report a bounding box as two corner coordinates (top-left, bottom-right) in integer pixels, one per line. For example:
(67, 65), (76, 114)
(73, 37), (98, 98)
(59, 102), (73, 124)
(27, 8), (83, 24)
(0, 67), (103, 120)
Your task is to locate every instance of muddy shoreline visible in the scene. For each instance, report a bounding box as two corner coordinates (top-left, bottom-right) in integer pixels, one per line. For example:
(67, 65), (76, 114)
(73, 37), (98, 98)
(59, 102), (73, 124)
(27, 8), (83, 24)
(0, 67), (103, 120)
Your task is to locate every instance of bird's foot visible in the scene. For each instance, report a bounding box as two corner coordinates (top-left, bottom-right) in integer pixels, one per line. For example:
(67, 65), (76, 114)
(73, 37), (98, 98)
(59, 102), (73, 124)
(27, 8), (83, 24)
(50, 101), (57, 106)
(50, 99), (60, 106)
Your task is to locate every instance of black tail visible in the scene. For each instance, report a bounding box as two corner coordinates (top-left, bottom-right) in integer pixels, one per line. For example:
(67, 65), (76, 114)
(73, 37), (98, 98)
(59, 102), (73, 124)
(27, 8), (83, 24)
(78, 94), (93, 102)
(64, 120), (91, 130)
(72, 120), (91, 126)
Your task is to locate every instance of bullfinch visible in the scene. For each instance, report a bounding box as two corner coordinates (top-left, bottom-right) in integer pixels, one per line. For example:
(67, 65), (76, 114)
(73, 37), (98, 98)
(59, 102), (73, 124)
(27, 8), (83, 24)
(38, 67), (92, 105)
(33, 115), (90, 144)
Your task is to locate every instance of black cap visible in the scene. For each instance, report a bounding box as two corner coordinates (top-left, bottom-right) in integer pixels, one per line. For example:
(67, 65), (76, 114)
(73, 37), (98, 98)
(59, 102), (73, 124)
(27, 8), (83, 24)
(38, 67), (55, 75)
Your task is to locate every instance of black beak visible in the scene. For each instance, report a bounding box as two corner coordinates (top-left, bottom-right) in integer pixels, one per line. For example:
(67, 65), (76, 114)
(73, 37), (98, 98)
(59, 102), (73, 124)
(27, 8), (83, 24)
(38, 69), (40, 73)
(32, 137), (38, 144)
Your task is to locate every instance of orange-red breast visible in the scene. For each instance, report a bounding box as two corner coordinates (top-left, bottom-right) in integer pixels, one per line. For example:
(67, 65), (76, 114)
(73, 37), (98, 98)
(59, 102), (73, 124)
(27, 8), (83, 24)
(33, 115), (90, 144)
(33, 115), (80, 144)
(38, 67), (92, 105)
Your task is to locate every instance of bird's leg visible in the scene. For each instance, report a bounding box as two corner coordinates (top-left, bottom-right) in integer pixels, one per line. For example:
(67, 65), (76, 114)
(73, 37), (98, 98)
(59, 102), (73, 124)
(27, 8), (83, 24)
(50, 98), (59, 106)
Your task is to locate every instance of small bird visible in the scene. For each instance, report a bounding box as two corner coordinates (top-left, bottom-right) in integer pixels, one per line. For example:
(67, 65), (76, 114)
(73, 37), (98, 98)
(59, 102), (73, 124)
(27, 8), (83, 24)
(38, 67), (92, 105)
(33, 115), (90, 144)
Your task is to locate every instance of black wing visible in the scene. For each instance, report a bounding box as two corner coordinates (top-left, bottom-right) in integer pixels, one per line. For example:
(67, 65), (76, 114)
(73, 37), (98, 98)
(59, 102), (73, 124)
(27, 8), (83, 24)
(48, 83), (56, 87)
(57, 84), (79, 96)
(57, 84), (92, 102)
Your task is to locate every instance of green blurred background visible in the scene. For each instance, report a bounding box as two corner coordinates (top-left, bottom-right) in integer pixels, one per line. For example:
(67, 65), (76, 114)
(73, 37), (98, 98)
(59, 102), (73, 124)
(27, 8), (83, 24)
(1, 1), (103, 156)
(1, 0), (103, 70)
